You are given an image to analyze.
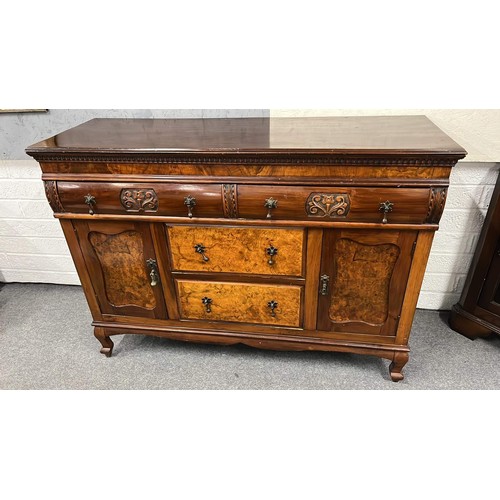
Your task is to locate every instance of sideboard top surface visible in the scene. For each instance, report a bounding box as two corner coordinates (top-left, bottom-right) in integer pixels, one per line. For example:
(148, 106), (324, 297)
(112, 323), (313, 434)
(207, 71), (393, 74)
(26, 116), (467, 160)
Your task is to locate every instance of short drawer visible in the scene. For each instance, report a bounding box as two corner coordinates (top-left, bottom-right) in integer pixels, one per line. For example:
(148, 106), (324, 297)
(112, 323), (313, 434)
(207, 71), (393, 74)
(237, 185), (431, 224)
(167, 225), (305, 276)
(176, 279), (303, 327)
(56, 182), (224, 217)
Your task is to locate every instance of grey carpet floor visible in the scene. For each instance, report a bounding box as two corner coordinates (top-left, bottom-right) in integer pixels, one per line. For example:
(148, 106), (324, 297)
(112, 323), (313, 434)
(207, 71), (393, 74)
(1, 282), (499, 389)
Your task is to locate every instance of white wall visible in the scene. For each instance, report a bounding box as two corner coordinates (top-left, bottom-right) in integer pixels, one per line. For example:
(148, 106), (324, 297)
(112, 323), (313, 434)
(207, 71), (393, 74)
(0, 159), (80, 284)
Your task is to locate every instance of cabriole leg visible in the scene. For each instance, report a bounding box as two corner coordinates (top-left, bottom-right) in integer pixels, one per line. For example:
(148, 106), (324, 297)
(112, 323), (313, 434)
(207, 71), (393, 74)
(389, 351), (409, 382)
(94, 327), (114, 357)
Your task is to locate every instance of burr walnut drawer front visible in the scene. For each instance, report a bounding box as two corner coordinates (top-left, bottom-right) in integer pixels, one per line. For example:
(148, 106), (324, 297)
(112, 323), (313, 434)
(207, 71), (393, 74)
(56, 182), (224, 217)
(176, 280), (303, 328)
(237, 185), (431, 224)
(167, 226), (305, 276)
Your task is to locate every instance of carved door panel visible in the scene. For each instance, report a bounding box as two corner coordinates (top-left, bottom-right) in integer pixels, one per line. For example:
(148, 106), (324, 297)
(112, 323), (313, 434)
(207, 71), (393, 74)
(317, 229), (417, 336)
(73, 220), (167, 318)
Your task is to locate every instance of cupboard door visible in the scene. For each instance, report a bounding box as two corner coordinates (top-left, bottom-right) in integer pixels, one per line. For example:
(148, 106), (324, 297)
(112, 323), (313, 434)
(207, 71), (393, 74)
(317, 229), (417, 336)
(73, 220), (167, 318)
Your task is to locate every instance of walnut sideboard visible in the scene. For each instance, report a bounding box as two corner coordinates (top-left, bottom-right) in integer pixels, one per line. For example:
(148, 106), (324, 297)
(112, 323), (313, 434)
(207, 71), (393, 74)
(26, 116), (467, 381)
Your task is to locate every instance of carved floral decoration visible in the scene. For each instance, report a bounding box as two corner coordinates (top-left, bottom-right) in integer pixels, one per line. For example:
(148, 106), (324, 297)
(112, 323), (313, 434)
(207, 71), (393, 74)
(120, 189), (158, 212)
(306, 193), (350, 217)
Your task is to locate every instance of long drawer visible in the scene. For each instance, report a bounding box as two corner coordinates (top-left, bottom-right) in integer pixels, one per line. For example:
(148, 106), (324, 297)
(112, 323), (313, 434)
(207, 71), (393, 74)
(176, 279), (303, 327)
(237, 185), (431, 224)
(167, 225), (305, 276)
(56, 182), (224, 217)
(54, 181), (433, 224)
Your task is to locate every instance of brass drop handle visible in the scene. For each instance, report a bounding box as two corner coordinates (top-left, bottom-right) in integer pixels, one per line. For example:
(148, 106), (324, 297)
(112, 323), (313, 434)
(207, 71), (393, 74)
(84, 194), (96, 215)
(267, 300), (278, 317)
(194, 244), (210, 262)
(320, 274), (330, 296)
(146, 258), (159, 287)
(266, 245), (278, 266)
(202, 296), (212, 313)
(379, 200), (394, 224)
(184, 195), (196, 218)
(264, 197), (278, 219)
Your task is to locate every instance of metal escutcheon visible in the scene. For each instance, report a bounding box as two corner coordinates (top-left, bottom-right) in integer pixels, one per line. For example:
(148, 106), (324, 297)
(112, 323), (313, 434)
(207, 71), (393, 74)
(319, 274), (330, 296)
(146, 258), (159, 287)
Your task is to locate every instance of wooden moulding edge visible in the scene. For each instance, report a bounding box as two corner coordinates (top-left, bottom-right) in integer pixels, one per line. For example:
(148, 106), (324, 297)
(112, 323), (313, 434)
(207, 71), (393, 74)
(92, 320), (410, 358)
(53, 213), (439, 231)
(27, 151), (464, 165)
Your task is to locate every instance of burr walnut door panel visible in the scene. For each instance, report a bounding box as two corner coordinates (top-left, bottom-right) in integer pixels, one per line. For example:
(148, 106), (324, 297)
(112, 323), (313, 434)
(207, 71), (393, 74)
(73, 220), (167, 318)
(317, 229), (417, 336)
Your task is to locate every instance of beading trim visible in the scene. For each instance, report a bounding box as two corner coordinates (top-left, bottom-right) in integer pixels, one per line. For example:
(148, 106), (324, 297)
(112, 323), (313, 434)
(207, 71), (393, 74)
(31, 152), (461, 167)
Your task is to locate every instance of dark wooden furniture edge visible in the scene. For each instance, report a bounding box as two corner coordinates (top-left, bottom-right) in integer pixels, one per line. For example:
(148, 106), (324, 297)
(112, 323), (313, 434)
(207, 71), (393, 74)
(53, 213), (439, 231)
(25, 116), (467, 161)
(449, 171), (500, 340)
(27, 150), (465, 165)
(454, 178), (500, 306)
(449, 304), (500, 339)
(41, 173), (452, 187)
